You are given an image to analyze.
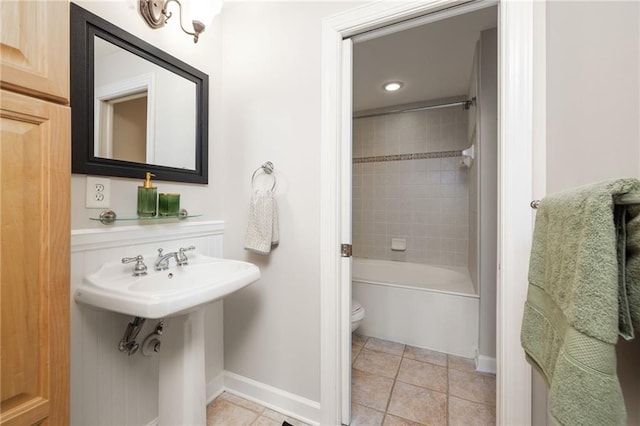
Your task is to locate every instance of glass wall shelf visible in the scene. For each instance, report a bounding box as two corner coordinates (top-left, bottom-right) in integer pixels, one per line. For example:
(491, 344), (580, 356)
(90, 209), (201, 225)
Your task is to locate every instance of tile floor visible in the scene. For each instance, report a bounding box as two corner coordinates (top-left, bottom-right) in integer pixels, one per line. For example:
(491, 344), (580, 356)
(207, 334), (495, 426)
(351, 334), (496, 426)
(207, 391), (311, 426)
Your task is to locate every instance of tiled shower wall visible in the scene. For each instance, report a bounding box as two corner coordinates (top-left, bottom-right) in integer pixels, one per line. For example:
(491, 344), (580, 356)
(352, 106), (470, 267)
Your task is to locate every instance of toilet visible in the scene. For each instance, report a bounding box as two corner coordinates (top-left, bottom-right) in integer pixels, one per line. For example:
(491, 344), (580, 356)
(351, 300), (365, 332)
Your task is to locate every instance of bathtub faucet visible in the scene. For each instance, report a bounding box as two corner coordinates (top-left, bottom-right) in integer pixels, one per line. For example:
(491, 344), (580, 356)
(154, 246), (195, 271)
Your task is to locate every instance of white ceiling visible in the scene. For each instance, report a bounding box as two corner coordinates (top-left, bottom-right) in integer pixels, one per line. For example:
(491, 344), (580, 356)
(353, 6), (498, 112)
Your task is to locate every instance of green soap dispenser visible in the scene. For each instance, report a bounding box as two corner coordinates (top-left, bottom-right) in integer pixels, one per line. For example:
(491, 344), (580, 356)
(137, 172), (157, 217)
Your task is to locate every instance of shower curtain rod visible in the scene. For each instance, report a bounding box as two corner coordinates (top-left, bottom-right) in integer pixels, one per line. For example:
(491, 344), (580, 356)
(354, 97), (476, 120)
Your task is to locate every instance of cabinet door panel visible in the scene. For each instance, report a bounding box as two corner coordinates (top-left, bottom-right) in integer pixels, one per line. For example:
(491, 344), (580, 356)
(0, 90), (70, 426)
(0, 1), (69, 104)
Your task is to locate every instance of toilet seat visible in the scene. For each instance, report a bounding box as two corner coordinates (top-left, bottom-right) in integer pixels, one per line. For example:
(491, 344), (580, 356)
(352, 300), (365, 322)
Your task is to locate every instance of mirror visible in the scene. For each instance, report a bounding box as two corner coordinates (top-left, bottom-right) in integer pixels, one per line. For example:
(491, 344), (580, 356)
(71, 3), (208, 184)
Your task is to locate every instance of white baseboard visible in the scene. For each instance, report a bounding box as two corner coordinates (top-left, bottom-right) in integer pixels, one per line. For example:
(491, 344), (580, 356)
(147, 371), (319, 426)
(223, 371), (320, 426)
(476, 354), (497, 374)
(207, 371), (226, 404)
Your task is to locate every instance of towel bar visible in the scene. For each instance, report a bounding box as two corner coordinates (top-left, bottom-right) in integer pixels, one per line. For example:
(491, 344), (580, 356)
(531, 193), (640, 209)
(615, 193), (640, 205)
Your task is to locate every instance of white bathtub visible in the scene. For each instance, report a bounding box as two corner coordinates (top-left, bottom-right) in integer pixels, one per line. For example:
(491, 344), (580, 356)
(352, 258), (479, 358)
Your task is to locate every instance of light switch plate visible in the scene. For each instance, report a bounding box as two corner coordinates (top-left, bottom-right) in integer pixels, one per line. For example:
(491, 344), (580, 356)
(86, 176), (111, 208)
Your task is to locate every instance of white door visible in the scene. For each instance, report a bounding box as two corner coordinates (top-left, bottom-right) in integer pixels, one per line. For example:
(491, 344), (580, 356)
(340, 37), (353, 426)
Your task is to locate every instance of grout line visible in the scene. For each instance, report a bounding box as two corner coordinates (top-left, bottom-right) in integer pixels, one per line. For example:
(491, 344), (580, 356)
(447, 393), (497, 408)
(214, 394), (315, 426)
(381, 342), (412, 425)
(351, 335), (496, 426)
(371, 338), (477, 425)
(217, 392), (266, 414)
(215, 340), (495, 426)
(447, 360), (453, 426)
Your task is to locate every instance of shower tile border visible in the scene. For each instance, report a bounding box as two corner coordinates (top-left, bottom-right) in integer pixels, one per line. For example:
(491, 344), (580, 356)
(353, 150), (462, 164)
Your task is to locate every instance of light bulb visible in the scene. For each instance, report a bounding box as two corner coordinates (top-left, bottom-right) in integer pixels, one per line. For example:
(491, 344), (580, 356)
(189, 0), (222, 28)
(383, 82), (403, 92)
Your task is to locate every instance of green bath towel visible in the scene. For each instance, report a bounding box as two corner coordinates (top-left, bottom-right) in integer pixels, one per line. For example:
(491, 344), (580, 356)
(521, 178), (640, 426)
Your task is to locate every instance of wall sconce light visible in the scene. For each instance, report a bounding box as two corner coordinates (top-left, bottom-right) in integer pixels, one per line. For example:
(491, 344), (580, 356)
(139, 0), (222, 43)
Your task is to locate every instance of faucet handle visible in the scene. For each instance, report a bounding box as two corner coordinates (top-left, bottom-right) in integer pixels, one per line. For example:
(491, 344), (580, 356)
(122, 255), (148, 276)
(177, 246), (195, 265)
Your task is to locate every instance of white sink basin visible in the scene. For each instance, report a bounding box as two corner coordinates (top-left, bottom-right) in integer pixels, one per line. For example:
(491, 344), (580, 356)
(75, 253), (260, 318)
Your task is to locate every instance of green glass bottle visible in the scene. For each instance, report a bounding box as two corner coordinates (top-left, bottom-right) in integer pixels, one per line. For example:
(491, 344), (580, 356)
(137, 172), (157, 217)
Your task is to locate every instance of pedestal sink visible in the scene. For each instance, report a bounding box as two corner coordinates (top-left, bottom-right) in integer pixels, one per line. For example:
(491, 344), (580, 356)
(75, 252), (260, 318)
(75, 252), (260, 425)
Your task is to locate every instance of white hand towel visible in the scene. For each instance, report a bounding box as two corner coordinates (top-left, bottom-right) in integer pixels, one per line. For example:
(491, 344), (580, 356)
(244, 189), (279, 254)
(271, 196), (279, 246)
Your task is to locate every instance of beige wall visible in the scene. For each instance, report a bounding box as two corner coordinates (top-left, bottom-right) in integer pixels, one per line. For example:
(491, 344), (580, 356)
(546, 1), (640, 193)
(70, 1), (224, 229)
(69, 2), (224, 424)
(219, 1), (358, 401)
(538, 1), (640, 424)
(71, 0), (360, 414)
(68, 0), (640, 419)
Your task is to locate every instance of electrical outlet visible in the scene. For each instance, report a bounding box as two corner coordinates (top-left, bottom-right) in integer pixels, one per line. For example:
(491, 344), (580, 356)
(86, 177), (111, 208)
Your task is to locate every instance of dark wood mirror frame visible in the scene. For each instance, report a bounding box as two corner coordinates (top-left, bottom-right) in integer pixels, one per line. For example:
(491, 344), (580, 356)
(70, 3), (208, 184)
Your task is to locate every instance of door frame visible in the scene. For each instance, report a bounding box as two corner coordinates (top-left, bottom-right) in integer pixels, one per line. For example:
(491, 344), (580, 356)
(320, 1), (536, 424)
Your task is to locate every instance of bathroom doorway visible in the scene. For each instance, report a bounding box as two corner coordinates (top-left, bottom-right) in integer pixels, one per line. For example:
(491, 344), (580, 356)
(348, 5), (498, 424)
(319, 1), (538, 424)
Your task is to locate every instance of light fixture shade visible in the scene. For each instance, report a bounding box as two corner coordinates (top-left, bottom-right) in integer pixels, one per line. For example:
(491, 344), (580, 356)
(188, 0), (223, 27)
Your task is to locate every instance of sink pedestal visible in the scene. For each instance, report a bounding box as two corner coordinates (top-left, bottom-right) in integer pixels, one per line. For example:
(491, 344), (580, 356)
(159, 310), (206, 425)
(75, 253), (260, 424)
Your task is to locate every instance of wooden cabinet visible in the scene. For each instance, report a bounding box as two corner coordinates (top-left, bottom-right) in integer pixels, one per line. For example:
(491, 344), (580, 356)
(0, 1), (69, 104)
(0, 1), (70, 425)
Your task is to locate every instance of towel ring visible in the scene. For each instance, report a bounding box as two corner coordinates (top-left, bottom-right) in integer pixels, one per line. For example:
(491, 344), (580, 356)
(251, 161), (276, 190)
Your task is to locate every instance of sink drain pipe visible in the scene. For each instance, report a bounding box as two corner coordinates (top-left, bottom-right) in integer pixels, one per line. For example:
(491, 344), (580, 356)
(119, 317), (146, 355)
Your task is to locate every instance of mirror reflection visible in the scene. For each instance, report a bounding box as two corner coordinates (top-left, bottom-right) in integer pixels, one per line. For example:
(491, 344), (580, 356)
(93, 37), (196, 170)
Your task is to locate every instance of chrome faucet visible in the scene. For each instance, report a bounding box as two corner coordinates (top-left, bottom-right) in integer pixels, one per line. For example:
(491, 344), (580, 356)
(154, 246), (195, 271)
(122, 255), (148, 276)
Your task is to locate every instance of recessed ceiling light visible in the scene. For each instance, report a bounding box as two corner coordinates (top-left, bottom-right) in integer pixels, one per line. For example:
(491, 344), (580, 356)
(383, 81), (403, 92)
